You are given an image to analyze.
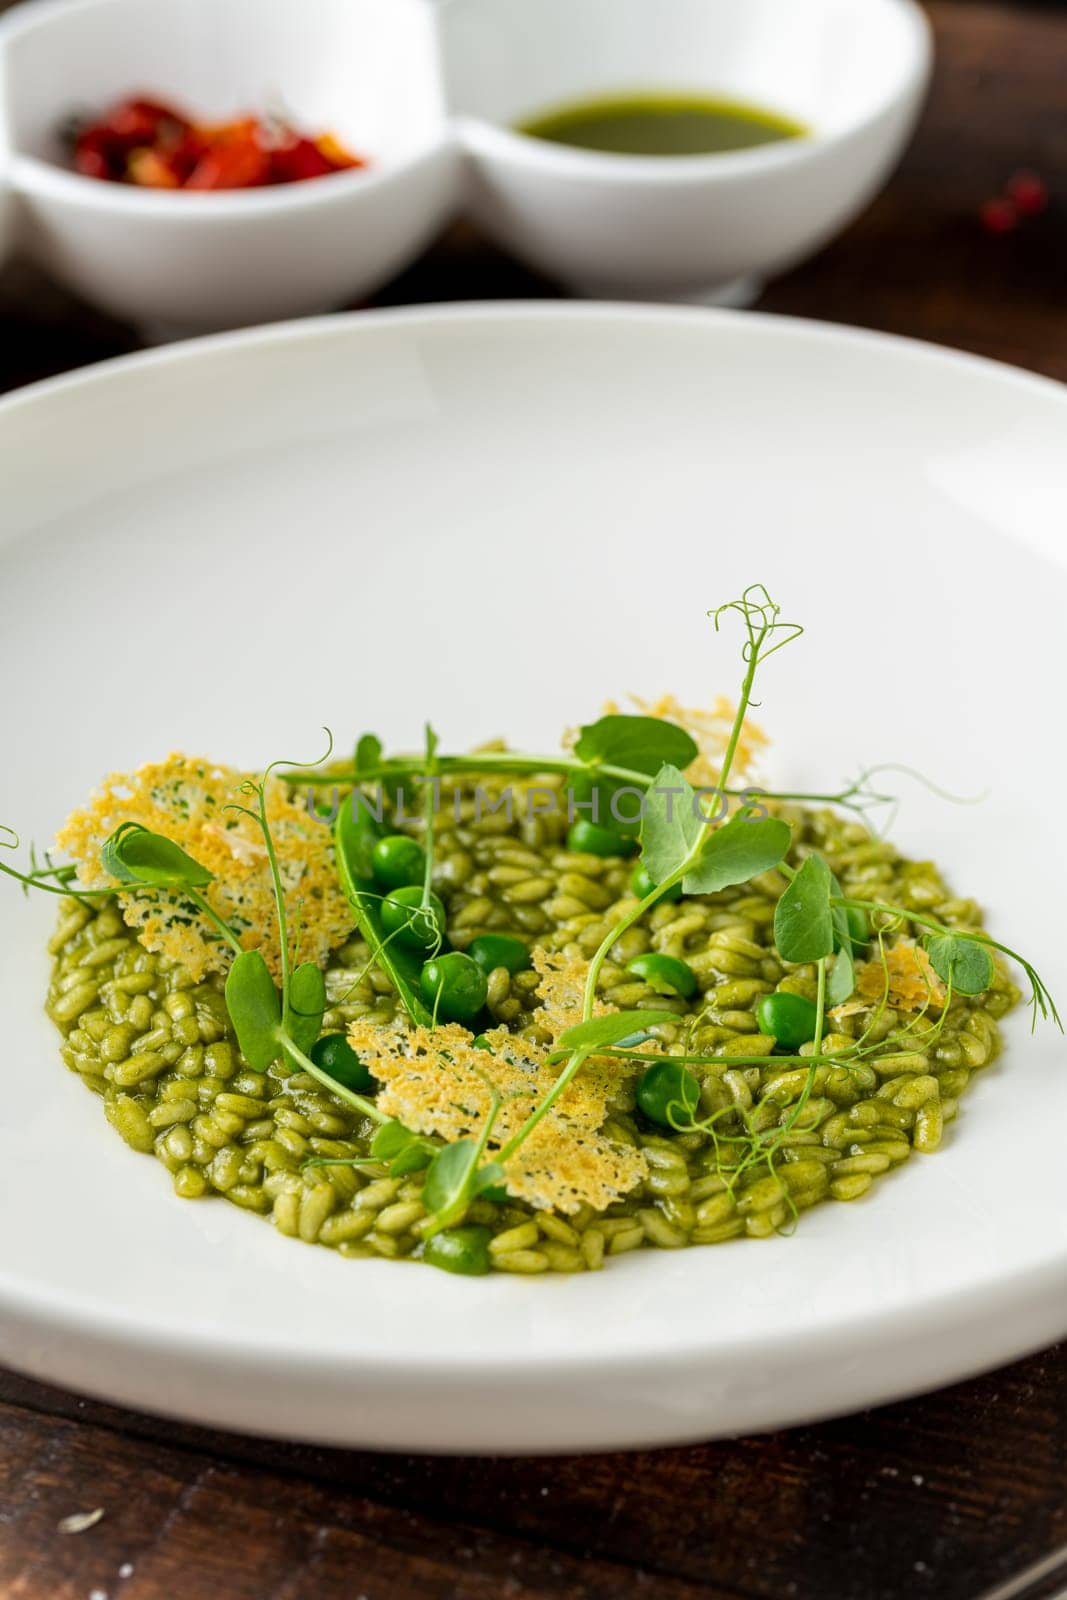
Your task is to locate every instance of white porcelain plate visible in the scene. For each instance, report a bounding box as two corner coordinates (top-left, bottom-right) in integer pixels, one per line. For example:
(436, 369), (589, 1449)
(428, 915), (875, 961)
(1, 305), (1065, 1454)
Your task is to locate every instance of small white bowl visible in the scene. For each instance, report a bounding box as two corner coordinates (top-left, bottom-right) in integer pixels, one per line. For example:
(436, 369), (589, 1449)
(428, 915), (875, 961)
(445, 0), (933, 303)
(0, 0), (931, 332)
(0, 0), (459, 336)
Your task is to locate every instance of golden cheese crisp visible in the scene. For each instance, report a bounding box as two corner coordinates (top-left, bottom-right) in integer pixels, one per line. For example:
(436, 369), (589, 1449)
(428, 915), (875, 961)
(528, 945), (610, 1032)
(855, 941), (948, 1013)
(349, 950), (648, 1214)
(55, 754), (354, 982)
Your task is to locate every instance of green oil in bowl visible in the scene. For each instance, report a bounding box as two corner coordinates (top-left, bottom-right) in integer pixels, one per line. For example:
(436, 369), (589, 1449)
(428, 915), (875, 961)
(517, 91), (806, 157)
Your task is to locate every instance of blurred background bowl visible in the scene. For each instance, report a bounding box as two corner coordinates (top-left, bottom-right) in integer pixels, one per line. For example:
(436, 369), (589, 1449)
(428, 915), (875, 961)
(0, 0), (932, 333)
(446, 0), (933, 304)
(0, 0), (459, 337)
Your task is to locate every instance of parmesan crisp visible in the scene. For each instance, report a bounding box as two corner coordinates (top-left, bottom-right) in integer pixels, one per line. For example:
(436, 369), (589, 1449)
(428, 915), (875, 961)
(55, 754), (354, 981)
(350, 950), (649, 1214)
(853, 942), (948, 1013)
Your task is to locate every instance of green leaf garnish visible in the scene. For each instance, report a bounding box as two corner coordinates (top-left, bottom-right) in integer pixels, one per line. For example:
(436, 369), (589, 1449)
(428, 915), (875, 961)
(926, 934), (995, 996)
(774, 854), (834, 963)
(422, 1139), (481, 1228)
(826, 944), (855, 1007)
(574, 714), (698, 776)
(285, 961), (327, 1057)
(369, 1121), (410, 1160)
(422, 1089), (504, 1235)
(0, 827), (147, 903)
(101, 822), (213, 888)
(472, 1163), (507, 1197)
(557, 1009), (678, 1052)
(355, 733), (382, 774)
(682, 813), (791, 896)
(565, 769), (644, 839)
(224, 949), (283, 1071)
(638, 763), (702, 884)
(824, 870), (857, 1003)
(370, 1119), (435, 1175)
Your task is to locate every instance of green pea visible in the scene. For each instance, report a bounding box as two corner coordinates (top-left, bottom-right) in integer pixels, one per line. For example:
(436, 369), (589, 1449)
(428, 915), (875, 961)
(309, 1032), (376, 1094)
(626, 952), (698, 999)
(420, 953), (488, 1024)
(422, 1224), (493, 1276)
(370, 833), (426, 890)
(566, 820), (638, 859)
(468, 934), (531, 976)
(636, 1060), (701, 1129)
(380, 886), (446, 951)
(756, 991), (822, 1049)
(630, 863), (683, 902)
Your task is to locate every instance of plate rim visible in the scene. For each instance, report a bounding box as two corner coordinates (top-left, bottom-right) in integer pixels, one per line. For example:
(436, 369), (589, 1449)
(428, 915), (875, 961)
(2, 300), (1065, 1449)
(1, 299), (1065, 431)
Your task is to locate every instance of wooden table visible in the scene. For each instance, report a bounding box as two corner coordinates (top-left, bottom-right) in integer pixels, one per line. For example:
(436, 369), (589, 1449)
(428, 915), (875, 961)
(1, 3), (1065, 1596)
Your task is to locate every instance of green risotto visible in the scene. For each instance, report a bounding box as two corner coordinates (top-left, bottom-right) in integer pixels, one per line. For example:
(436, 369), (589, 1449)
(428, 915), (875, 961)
(10, 587), (1053, 1278)
(47, 791), (1019, 1274)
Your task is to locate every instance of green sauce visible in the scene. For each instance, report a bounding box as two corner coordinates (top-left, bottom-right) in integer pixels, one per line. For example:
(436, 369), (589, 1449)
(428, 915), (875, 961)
(517, 91), (806, 157)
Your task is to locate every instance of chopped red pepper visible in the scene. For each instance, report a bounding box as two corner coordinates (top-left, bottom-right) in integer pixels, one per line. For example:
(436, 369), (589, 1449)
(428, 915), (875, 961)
(315, 133), (361, 172)
(72, 134), (113, 181)
(270, 136), (337, 185)
(105, 97), (189, 146)
(67, 94), (366, 189)
(127, 148), (182, 188)
(186, 138), (271, 191)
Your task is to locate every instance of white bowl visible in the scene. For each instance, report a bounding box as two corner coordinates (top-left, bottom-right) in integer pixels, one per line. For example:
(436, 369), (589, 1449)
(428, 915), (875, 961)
(0, 0), (459, 336)
(446, 0), (932, 302)
(0, 305), (1066, 1454)
(0, 0), (931, 333)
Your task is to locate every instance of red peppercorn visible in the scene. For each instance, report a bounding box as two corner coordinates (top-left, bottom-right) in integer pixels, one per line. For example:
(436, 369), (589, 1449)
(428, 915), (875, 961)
(1005, 170), (1049, 218)
(980, 197), (1018, 235)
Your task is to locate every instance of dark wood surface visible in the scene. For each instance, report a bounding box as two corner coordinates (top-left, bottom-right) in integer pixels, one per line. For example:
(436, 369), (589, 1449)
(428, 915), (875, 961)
(1, 2), (1065, 1597)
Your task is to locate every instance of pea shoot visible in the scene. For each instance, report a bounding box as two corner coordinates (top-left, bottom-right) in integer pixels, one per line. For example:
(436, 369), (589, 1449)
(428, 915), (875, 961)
(488, 588), (803, 1189)
(351, 584), (1057, 1241)
(212, 746), (389, 1123)
(2, 581), (1061, 1264)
